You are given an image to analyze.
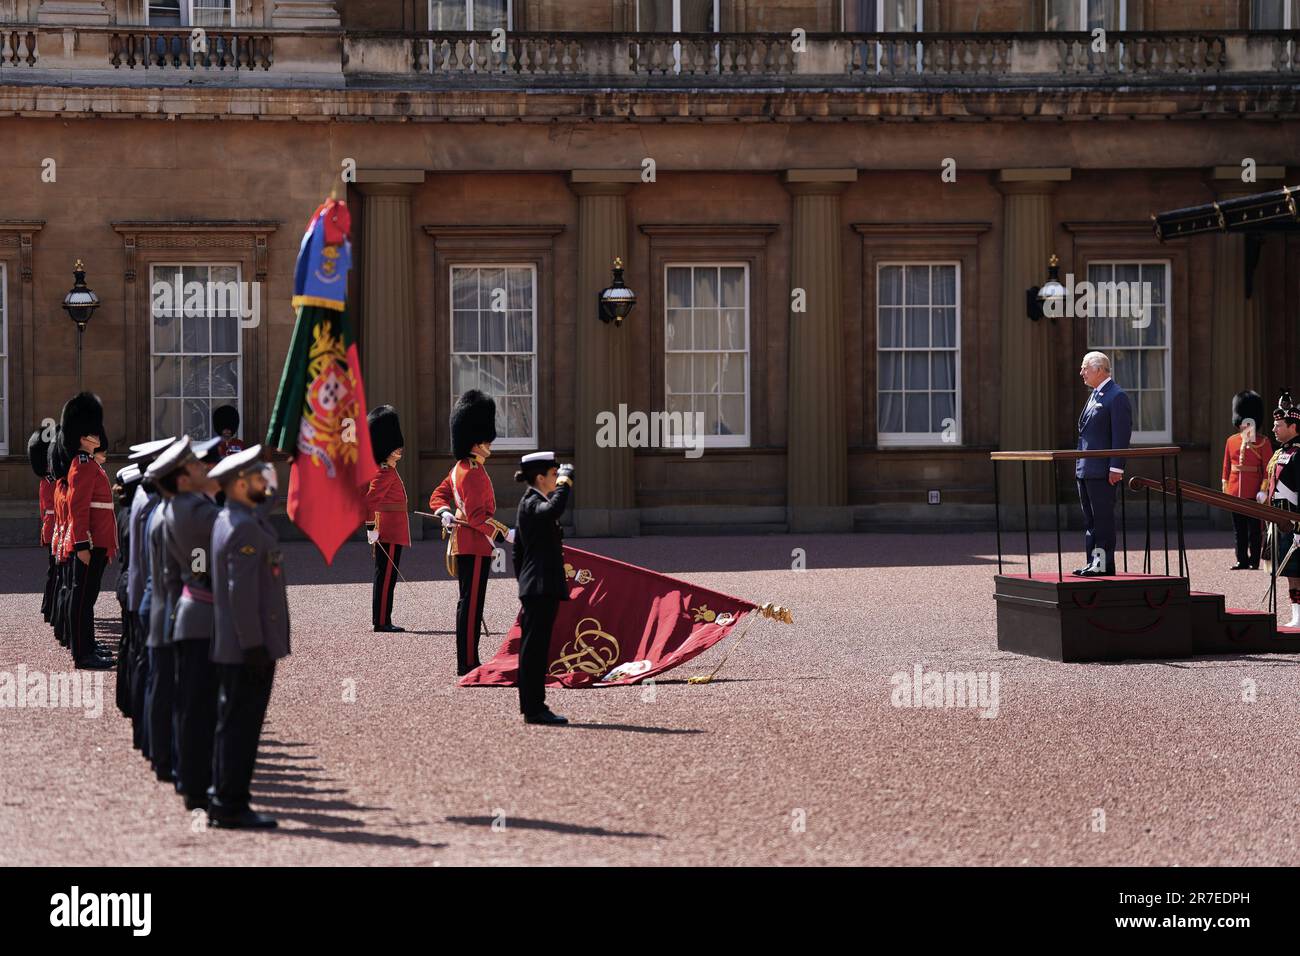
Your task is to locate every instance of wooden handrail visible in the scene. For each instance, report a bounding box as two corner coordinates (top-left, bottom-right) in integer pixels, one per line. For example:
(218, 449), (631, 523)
(989, 446), (1178, 462)
(1128, 475), (1300, 528)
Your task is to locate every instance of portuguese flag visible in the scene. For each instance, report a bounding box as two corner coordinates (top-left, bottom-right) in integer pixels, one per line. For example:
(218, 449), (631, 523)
(265, 198), (377, 564)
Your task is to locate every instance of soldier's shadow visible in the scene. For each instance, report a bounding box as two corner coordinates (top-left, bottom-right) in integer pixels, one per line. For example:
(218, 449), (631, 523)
(252, 732), (445, 850)
(445, 815), (665, 840)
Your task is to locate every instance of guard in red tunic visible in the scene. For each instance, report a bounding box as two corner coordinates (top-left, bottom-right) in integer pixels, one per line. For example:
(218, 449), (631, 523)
(50, 432), (73, 648)
(213, 404), (245, 459)
(429, 390), (509, 676)
(364, 405), (410, 633)
(1222, 390), (1273, 570)
(62, 393), (116, 670)
(30, 429), (57, 623)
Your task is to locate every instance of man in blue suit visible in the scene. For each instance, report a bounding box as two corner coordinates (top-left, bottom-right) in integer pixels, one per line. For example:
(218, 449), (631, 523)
(1075, 351), (1133, 576)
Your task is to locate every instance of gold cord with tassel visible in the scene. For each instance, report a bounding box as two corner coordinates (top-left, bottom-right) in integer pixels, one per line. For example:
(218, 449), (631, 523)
(688, 602), (793, 685)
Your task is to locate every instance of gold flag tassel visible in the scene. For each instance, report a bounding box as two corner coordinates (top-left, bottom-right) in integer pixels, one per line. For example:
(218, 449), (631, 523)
(687, 602), (793, 685)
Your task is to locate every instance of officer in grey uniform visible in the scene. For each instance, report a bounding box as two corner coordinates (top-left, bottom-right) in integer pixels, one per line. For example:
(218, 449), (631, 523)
(144, 445), (185, 785)
(126, 437), (177, 757)
(208, 445), (289, 830)
(152, 436), (224, 811)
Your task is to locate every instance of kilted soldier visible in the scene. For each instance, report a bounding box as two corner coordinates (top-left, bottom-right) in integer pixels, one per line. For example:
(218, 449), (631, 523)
(1223, 390), (1273, 570)
(113, 463), (143, 719)
(512, 452), (573, 726)
(365, 405), (410, 633)
(1261, 392), (1300, 627)
(62, 394), (115, 670)
(29, 429), (56, 624)
(208, 445), (289, 830)
(212, 404), (244, 459)
(152, 437), (223, 810)
(126, 437), (177, 757)
(429, 390), (509, 676)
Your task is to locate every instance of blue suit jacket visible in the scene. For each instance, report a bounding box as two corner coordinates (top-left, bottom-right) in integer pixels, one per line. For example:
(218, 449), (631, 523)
(1076, 380), (1133, 480)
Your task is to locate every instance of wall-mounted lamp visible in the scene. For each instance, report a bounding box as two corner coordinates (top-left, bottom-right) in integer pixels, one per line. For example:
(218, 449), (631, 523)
(598, 257), (636, 327)
(1026, 254), (1066, 322)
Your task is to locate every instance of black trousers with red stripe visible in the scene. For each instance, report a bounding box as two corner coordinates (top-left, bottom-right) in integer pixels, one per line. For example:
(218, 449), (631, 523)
(455, 554), (491, 676)
(372, 542), (403, 628)
(69, 548), (107, 664)
(41, 552), (56, 622)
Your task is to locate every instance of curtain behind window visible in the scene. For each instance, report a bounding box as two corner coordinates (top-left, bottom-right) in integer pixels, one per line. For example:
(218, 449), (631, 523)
(1251, 0), (1288, 28)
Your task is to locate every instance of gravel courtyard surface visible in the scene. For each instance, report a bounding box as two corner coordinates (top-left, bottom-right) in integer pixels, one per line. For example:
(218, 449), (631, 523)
(2, 531), (1298, 866)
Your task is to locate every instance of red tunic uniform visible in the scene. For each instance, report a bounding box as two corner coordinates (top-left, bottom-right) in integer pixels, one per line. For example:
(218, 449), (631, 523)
(53, 478), (69, 561)
(216, 437), (245, 458)
(67, 452), (118, 560)
(38, 477), (55, 547)
(428, 457), (500, 557)
(1222, 432), (1273, 499)
(365, 465), (411, 546)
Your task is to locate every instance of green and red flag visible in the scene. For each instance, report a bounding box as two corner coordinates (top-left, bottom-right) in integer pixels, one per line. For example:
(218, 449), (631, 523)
(265, 197), (377, 564)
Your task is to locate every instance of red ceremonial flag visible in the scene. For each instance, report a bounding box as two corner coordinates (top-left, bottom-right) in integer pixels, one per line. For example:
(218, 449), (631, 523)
(461, 546), (757, 687)
(265, 198), (377, 564)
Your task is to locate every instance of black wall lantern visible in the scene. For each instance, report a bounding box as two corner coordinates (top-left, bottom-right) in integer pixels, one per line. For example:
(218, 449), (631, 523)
(598, 257), (636, 326)
(1026, 254), (1067, 322)
(62, 259), (100, 390)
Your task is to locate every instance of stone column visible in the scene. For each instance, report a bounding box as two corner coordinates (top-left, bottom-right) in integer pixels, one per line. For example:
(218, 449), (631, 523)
(997, 169), (1069, 506)
(1207, 166), (1284, 486)
(569, 171), (638, 537)
(783, 169), (855, 532)
(357, 175), (422, 533)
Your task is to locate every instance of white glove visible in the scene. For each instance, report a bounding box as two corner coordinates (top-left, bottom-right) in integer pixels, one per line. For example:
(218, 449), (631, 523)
(557, 463), (574, 481)
(366, 528), (379, 545)
(439, 509), (455, 529)
(262, 463), (279, 494)
(1257, 491), (1268, 504)
(506, 528), (516, 544)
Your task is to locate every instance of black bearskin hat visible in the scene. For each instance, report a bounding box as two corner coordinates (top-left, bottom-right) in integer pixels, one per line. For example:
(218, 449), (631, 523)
(60, 392), (103, 455)
(367, 405), (404, 465)
(48, 429), (71, 481)
(212, 404), (240, 436)
(450, 390), (497, 460)
(1232, 390), (1265, 430)
(27, 429), (50, 478)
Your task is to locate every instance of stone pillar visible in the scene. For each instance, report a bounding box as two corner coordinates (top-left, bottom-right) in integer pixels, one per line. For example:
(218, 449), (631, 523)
(997, 169), (1069, 506)
(1207, 166), (1284, 486)
(569, 171), (639, 537)
(357, 176), (422, 533)
(783, 169), (855, 532)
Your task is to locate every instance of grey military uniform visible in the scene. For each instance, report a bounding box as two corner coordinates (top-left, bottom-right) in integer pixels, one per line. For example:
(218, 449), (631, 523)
(211, 499), (290, 665)
(146, 501), (181, 648)
(127, 486), (159, 614)
(164, 492), (221, 642)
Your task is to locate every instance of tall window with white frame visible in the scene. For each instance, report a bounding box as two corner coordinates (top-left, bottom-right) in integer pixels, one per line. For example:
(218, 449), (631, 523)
(429, 0), (511, 29)
(145, 0), (235, 25)
(0, 263), (7, 456)
(637, 1), (718, 31)
(450, 265), (537, 449)
(1044, 0), (1126, 30)
(1085, 261), (1171, 443)
(877, 263), (960, 446)
(843, 0), (923, 31)
(1250, 0), (1294, 28)
(664, 263), (750, 447)
(150, 264), (243, 441)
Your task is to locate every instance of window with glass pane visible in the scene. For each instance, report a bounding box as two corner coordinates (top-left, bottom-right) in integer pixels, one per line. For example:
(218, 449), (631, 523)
(151, 264), (243, 441)
(430, 0), (510, 29)
(1085, 261), (1170, 441)
(191, 0), (233, 27)
(1250, 0), (1290, 29)
(1045, 0), (1122, 29)
(877, 263), (959, 445)
(638, 0), (717, 31)
(844, 1), (923, 30)
(0, 264), (8, 455)
(450, 265), (536, 447)
(664, 264), (749, 446)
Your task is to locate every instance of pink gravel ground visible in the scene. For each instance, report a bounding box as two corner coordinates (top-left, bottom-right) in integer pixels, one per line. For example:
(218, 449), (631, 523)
(2, 530), (1298, 866)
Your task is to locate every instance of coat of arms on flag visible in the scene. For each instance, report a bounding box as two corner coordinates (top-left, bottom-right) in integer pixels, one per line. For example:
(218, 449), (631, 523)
(265, 197), (377, 564)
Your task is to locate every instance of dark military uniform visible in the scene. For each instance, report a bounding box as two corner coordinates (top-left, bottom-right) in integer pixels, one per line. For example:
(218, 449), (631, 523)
(512, 453), (573, 723)
(1265, 436), (1300, 577)
(145, 496), (180, 782)
(209, 445), (289, 828)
